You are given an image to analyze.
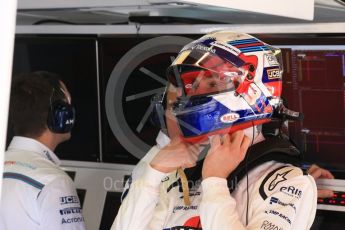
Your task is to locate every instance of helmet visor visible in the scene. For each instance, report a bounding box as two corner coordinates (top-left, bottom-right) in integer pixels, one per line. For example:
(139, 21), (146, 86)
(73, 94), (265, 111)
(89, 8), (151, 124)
(167, 49), (247, 96)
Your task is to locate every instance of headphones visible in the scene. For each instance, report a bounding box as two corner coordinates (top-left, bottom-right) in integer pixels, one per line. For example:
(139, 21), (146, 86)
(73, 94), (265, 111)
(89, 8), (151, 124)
(47, 79), (76, 134)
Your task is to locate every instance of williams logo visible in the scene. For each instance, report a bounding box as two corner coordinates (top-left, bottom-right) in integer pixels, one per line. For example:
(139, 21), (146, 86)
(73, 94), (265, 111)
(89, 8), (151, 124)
(220, 113), (240, 123)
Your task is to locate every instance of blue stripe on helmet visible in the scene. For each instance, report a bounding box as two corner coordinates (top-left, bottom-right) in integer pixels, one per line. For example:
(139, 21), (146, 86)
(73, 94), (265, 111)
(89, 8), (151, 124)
(228, 38), (259, 45)
(239, 46), (269, 51)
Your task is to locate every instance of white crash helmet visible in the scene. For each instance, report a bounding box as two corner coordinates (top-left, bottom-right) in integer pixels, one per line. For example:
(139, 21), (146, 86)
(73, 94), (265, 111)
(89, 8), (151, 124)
(166, 31), (284, 143)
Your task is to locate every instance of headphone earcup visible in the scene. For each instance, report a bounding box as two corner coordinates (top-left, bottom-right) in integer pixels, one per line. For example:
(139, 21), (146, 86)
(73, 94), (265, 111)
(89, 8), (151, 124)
(47, 100), (75, 133)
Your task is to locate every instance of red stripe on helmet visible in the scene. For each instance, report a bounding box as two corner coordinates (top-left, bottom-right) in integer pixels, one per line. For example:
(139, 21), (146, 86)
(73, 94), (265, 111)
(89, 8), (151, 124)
(235, 42), (265, 48)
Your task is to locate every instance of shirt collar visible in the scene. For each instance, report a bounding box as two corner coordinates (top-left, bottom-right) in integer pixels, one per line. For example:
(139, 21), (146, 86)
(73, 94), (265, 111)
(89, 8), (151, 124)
(7, 136), (61, 166)
(155, 131), (171, 149)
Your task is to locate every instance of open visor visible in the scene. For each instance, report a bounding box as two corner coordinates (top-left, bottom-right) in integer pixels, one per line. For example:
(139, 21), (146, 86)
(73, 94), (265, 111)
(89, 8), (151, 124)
(167, 48), (247, 96)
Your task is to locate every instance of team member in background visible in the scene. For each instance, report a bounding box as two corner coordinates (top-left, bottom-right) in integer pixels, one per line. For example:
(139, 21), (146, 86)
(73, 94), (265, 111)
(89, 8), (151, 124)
(0, 72), (86, 230)
(113, 31), (319, 230)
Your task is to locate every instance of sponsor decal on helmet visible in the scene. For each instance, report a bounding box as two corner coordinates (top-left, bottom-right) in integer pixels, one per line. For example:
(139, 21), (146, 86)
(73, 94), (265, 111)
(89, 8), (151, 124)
(267, 68), (281, 80)
(220, 112), (240, 123)
(264, 54), (279, 66)
(210, 41), (240, 55)
(244, 84), (262, 106)
(191, 43), (216, 54)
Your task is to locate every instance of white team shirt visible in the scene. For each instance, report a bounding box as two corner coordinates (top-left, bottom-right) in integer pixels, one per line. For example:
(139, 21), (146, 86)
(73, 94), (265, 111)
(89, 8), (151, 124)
(0, 136), (86, 230)
(112, 132), (317, 230)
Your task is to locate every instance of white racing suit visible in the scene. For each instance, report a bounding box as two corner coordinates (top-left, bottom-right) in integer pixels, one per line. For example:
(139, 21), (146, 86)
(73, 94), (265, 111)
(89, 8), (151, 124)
(112, 132), (317, 230)
(0, 136), (86, 230)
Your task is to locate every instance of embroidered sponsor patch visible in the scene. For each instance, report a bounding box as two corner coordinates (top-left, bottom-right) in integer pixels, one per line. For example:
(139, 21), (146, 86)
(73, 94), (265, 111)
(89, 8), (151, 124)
(280, 186), (303, 199)
(259, 166), (304, 200)
(173, 205), (198, 213)
(270, 196), (296, 212)
(260, 220), (283, 230)
(60, 207), (82, 215)
(268, 169), (292, 191)
(265, 210), (292, 225)
(60, 196), (79, 205)
(61, 217), (84, 224)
